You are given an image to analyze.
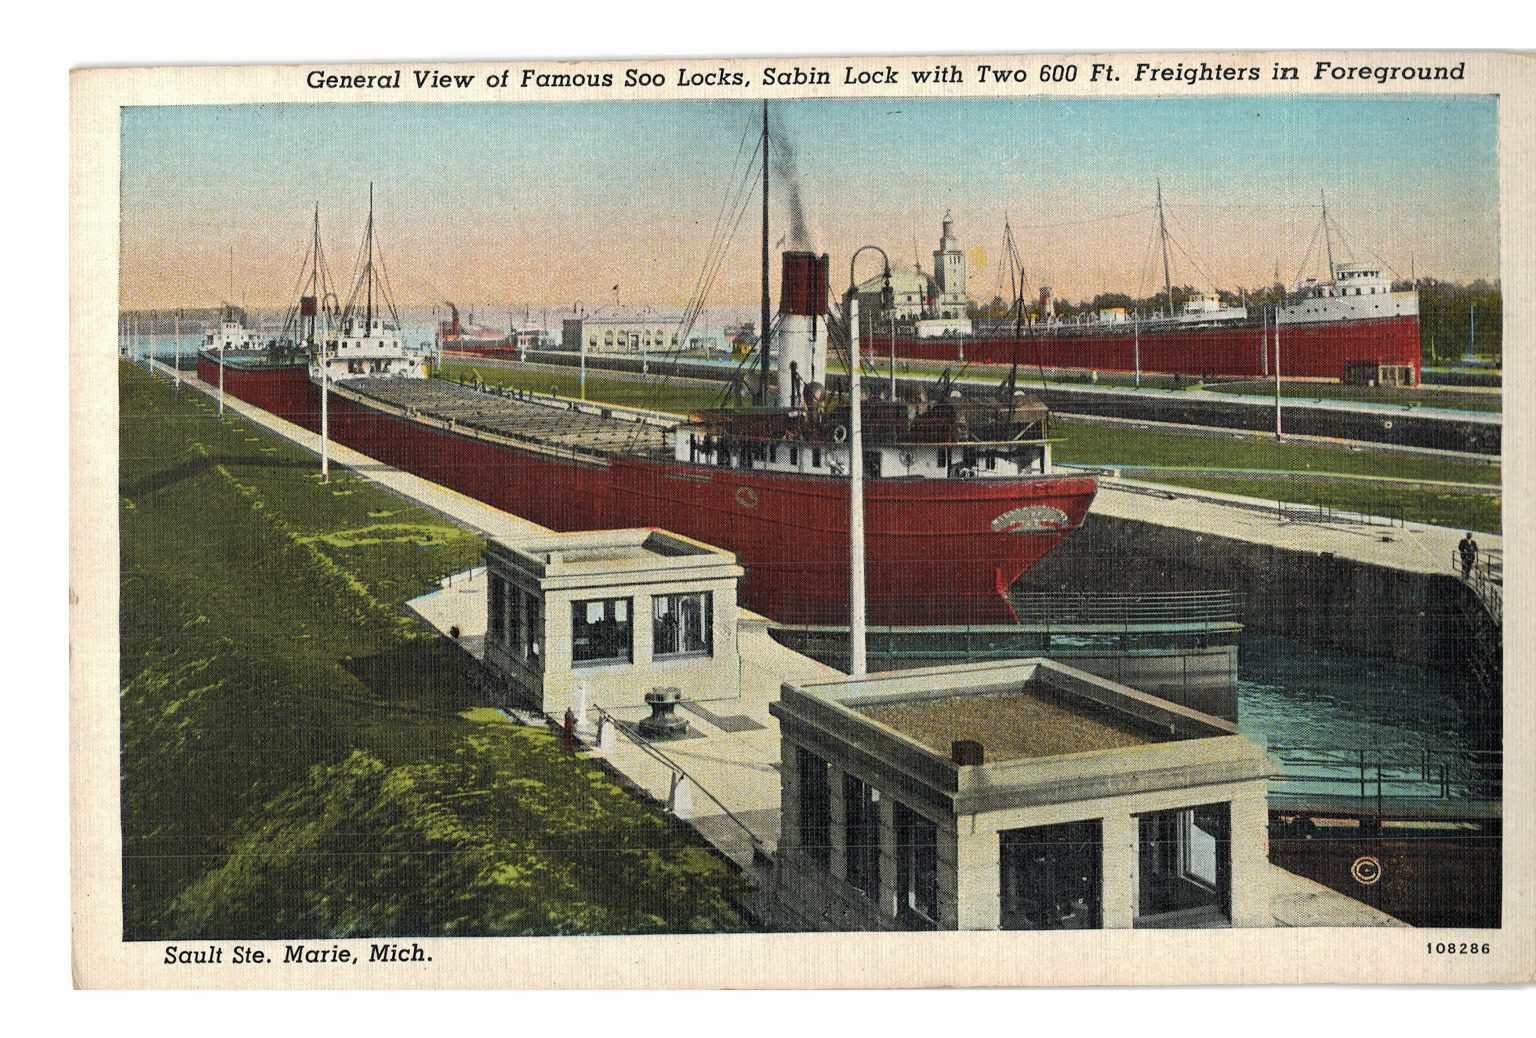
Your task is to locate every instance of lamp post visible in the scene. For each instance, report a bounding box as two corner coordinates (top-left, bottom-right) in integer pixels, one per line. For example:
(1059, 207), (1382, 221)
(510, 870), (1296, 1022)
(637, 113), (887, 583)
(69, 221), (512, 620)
(575, 301), (587, 401)
(1273, 305), (1283, 441)
(845, 246), (893, 679)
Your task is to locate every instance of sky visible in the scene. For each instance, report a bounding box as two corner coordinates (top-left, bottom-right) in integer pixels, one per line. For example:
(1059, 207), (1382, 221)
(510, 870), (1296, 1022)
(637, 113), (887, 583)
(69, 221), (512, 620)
(119, 95), (1500, 313)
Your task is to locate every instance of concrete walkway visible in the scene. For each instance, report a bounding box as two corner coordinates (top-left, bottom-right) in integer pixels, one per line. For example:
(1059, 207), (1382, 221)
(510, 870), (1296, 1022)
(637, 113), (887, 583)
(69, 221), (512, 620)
(1093, 476), (1501, 574)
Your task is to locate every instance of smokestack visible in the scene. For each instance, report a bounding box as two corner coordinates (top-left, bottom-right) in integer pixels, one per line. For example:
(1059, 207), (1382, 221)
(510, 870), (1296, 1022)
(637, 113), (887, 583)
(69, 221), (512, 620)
(776, 251), (829, 408)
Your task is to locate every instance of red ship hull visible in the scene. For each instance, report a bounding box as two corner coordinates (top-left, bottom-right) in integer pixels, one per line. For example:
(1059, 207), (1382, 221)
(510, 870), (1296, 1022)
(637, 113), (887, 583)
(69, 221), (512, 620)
(889, 315), (1421, 381)
(197, 356), (1097, 626)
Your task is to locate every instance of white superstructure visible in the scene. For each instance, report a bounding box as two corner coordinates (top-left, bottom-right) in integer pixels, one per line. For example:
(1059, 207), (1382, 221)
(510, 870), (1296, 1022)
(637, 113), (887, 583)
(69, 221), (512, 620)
(204, 308), (265, 351)
(1278, 263), (1418, 326)
(312, 315), (425, 382)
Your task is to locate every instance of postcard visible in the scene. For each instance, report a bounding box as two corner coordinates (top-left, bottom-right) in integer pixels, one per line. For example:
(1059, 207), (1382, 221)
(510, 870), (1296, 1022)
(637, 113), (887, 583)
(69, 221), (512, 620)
(70, 49), (1534, 987)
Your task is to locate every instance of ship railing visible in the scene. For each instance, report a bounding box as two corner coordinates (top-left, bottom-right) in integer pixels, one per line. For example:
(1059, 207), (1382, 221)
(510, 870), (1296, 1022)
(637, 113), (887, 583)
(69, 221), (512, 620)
(1267, 744), (1502, 817)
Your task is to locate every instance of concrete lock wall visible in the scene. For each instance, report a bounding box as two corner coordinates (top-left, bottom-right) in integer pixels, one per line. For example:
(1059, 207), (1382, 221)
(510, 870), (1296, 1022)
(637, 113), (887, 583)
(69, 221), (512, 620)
(1017, 513), (1496, 694)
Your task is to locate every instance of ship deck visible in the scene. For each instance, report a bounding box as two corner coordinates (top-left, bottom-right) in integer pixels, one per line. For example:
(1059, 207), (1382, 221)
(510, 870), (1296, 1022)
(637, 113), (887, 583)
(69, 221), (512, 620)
(344, 377), (675, 462)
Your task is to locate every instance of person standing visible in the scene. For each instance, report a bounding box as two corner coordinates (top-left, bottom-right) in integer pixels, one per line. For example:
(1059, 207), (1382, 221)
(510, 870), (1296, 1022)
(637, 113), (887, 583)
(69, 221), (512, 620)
(1458, 531), (1479, 580)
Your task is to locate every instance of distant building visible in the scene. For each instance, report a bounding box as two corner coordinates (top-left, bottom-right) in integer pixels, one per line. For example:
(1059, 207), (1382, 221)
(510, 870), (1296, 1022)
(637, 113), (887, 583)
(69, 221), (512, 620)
(769, 659), (1273, 931)
(482, 529), (744, 715)
(560, 308), (687, 355)
(853, 211), (973, 338)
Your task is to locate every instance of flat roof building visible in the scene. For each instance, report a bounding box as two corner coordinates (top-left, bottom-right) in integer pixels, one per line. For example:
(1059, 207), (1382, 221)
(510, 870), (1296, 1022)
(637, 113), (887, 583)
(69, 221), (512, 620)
(483, 529), (744, 716)
(769, 659), (1273, 931)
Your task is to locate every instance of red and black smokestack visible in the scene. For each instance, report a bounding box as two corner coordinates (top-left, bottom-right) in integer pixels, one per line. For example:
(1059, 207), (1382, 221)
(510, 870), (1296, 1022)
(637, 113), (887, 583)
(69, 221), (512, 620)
(780, 251), (829, 318)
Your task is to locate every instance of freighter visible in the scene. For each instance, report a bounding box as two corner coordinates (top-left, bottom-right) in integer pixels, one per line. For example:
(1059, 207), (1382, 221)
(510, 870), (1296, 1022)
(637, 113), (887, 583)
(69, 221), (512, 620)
(437, 302), (511, 349)
(877, 195), (1421, 383)
(199, 168), (1096, 628)
(203, 304), (267, 352)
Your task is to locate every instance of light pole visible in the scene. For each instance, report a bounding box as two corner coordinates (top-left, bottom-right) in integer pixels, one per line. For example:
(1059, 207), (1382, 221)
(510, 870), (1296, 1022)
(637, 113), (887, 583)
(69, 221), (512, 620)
(1273, 306), (1283, 440)
(845, 246), (893, 679)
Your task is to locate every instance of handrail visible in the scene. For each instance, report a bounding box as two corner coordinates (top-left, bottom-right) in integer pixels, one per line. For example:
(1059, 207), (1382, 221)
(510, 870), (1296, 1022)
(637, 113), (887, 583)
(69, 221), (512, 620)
(591, 705), (771, 859)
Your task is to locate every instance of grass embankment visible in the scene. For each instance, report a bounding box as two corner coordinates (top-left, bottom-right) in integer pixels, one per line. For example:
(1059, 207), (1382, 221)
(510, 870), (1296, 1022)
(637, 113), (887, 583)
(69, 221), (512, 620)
(438, 361), (718, 415)
(1053, 420), (1501, 533)
(1205, 380), (1502, 413)
(831, 359), (1501, 413)
(119, 363), (747, 939)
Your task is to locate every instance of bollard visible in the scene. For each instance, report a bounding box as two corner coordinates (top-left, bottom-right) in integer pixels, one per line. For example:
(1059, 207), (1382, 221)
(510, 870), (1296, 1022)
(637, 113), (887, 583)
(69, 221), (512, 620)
(573, 681), (590, 731)
(638, 686), (689, 740)
(595, 714), (616, 753)
(667, 771), (694, 820)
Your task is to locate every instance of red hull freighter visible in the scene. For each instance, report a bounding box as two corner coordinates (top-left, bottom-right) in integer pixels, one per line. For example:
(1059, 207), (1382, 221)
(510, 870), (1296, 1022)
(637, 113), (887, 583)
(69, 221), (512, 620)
(201, 225), (1095, 629)
(199, 343), (1096, 628)
(867, 204), (1421, 383)
(198, 118), (1097, 629)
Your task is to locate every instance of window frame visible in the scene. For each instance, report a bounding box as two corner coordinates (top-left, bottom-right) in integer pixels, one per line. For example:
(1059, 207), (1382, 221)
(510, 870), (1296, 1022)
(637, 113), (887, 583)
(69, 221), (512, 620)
(571, 596), (632, 666)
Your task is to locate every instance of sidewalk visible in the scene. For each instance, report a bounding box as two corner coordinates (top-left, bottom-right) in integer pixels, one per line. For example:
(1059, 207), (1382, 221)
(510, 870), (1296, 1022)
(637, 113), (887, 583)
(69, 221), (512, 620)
(1094, 477), (1501, 576)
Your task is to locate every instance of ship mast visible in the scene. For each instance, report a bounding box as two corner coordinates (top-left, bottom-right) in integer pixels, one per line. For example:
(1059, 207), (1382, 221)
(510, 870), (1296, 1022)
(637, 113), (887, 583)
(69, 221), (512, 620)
(758, 101), (771, 407)
(1003, 217), (1024, 407)
(1321, 189), (1336, 281)
(364, 182), (376, 331)
(1156, 179), (1175, 318)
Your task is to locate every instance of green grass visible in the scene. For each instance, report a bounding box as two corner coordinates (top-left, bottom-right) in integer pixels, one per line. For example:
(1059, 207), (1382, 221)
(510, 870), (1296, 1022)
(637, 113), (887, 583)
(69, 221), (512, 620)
(1205, 380), (1502, 413)
(438, 361), (720, 415)
(119, 363), (748, 939)
(1141, 476), (1501, 534)
(1052, 421), (1499, 487)
(829, 357), (1502, 413)
(1054, 420), (1500, 531)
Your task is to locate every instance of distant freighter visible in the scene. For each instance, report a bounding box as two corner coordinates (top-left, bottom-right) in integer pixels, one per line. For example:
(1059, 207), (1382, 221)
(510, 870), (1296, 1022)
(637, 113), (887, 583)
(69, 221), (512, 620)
(873, 199), (1421, 384)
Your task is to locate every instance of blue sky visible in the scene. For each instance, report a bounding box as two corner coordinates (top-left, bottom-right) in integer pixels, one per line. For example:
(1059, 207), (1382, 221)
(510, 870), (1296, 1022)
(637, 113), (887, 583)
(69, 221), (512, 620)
(120, 95), (1499, 309)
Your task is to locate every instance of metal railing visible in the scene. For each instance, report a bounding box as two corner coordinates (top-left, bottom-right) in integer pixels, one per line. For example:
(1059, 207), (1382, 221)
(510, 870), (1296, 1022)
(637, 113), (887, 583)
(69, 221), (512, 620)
(1268, 745), (1502, 813)
(1452, 548), (1502, 626)
(590, 705), (771, 865)
(1010, 589), (1236, 627)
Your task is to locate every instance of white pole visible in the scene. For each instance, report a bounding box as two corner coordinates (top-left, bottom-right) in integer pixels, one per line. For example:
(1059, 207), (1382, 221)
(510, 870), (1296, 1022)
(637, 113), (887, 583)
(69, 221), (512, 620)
(1133, 313), (1141, 388)
(848, 295), (867, 678)
(174, 309), (181, 388)
(320, 342), (330, 483)
(580, 332), (587, 400)
(218, 341), (225, 420)
(1273, 307), (1282, 440)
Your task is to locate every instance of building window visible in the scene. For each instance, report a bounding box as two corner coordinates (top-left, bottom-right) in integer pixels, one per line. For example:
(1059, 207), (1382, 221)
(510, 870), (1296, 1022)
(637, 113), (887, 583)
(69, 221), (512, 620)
(797, 747), (831, 869)
(653, 591), (712, 658)
(999, 820), (1102, 930)
(843, 774), (880, 897)
(508, 584), (523, 652)
(895, 802), (938, 927)
(488, 574), (506, 646)
(571, 597), (632, 665)
(1137, 803), (1231, 927)
(522, 592), (541, 665)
